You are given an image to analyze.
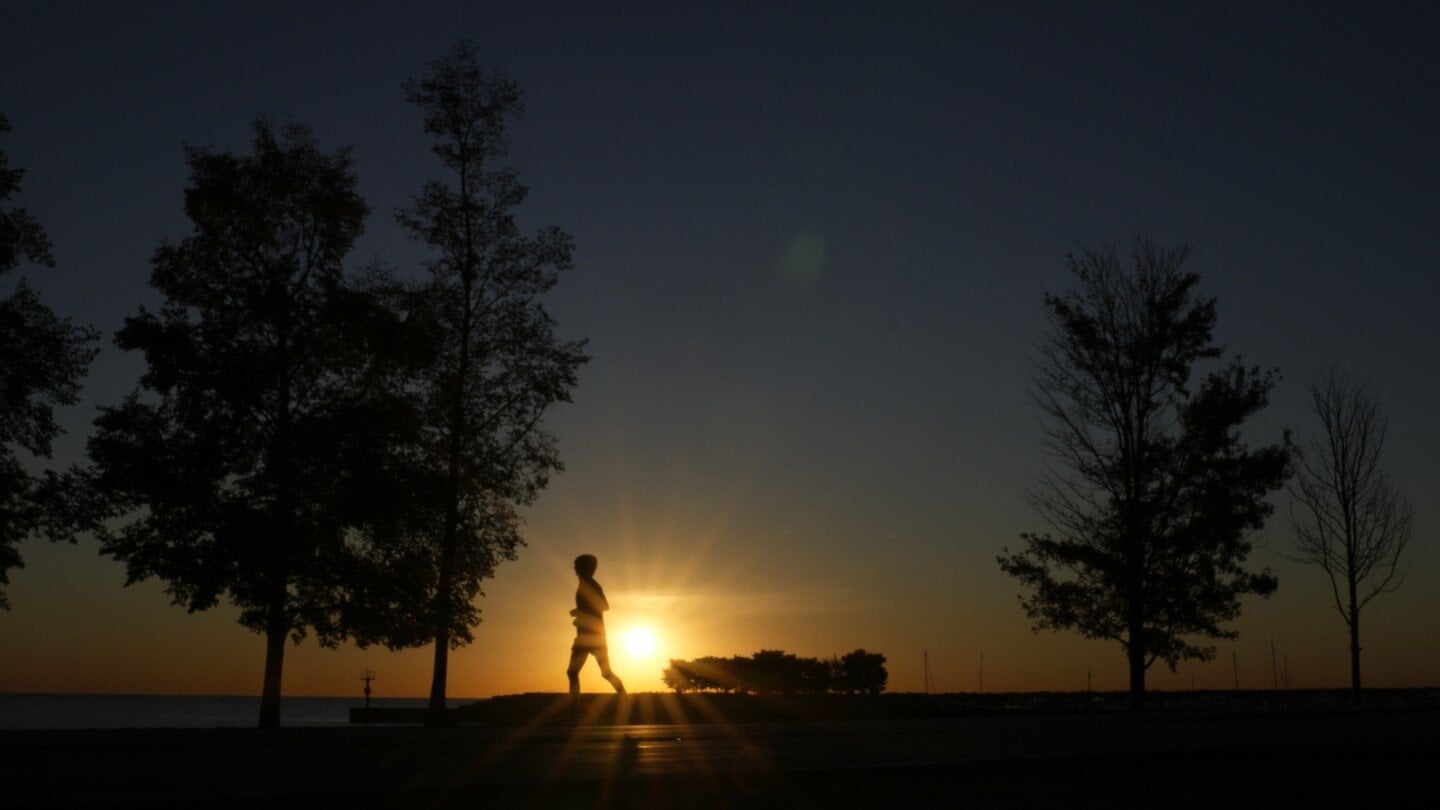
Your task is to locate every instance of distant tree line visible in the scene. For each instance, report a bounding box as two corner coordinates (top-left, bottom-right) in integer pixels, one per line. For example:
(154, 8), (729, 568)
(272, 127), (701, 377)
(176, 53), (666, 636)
(662, 649), (888, 695)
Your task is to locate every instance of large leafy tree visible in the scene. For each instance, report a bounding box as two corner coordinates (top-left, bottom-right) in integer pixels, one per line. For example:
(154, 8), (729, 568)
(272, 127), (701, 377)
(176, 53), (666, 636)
(87, 120), (381, 727)
(0, 114), (98, 609)
(355, 41), (587, 725)
(998, 239), (1290, 708)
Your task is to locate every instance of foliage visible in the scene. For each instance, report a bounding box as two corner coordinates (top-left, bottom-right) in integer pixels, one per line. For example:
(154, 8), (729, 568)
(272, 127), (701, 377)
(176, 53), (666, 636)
(833, 649), (888, 694)
(998, 238), (1290, 705)
(0, 114), (98, 609)
(85, 119), (383, 726)
(0, 116), (54, 273)
(662, 649), (887, 695)
(340, 42), (588, 723)
(1289, 368), (1413, 701)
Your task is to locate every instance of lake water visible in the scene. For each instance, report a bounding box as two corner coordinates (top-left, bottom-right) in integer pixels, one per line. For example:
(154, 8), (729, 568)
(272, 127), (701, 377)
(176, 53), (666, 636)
(0, 693), (463, 729)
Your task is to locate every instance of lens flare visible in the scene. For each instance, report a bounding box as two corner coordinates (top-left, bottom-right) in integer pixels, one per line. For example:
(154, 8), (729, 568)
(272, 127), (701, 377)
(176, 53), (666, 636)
(621, 626), (659, 660)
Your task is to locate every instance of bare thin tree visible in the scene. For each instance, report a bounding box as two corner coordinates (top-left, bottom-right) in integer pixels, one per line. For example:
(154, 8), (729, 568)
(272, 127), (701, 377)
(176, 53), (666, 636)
(1289, 369), (1413, 705)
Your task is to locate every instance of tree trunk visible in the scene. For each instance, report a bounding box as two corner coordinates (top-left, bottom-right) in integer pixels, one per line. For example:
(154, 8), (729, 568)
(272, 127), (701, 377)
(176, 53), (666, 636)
(1125, 519), (1147, 710)
(424, 142), (475, 729)
(1349, 602), (1362, 707)
(425, 538), (457, 726)
(1127, 634), (1146, 710)
(427, 271), (469, 728)
(260, 298), (293, 730)
(426, 626), (451, 725)
(258, 599), (287, 728)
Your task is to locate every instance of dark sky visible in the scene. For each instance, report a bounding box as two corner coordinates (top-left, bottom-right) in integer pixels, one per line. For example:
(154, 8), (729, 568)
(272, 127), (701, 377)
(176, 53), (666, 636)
(2, 2), (1437, 696)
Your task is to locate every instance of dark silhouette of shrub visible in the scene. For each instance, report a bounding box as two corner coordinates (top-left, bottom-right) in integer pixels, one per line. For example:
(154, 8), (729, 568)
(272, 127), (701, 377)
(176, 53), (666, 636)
(663, 649), (886, 695)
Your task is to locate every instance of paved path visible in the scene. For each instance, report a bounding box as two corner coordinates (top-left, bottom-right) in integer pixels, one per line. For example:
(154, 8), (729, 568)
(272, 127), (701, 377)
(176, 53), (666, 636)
(4, 709), (1436, 807)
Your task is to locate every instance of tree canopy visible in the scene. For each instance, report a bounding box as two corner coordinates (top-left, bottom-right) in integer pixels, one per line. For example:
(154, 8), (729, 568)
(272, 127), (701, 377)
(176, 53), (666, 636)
(0, 114), (98, 610)
(340, 41), (588, 724)
(86, 119), (387, 727)
(999, 239), (1290, 707)
(1289, 369), (1414, 703)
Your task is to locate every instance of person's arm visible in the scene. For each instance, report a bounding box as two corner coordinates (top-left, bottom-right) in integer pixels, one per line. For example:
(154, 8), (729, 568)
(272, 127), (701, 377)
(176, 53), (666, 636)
(593, 581), (610, 612)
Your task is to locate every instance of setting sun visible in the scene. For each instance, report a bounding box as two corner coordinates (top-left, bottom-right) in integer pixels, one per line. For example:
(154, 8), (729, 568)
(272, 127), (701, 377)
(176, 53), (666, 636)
(621, 627), (659, 661)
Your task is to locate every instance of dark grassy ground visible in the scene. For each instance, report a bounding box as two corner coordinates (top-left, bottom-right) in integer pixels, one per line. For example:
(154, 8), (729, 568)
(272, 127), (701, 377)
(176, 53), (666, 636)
(10, 691), (1437, 808)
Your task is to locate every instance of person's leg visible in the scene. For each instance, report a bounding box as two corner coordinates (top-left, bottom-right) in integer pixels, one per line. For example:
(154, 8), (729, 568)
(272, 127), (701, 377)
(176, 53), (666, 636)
(566, 648), (588, 696)
(594, 647), (626, 694)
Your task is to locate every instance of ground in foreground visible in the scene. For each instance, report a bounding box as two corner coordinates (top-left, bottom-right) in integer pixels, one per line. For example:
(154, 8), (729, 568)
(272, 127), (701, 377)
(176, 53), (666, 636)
(6, 699), (1436, 808)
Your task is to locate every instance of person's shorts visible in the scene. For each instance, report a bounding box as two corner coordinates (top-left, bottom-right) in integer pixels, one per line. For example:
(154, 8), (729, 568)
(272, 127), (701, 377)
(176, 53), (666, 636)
(572, 633), (607, 652)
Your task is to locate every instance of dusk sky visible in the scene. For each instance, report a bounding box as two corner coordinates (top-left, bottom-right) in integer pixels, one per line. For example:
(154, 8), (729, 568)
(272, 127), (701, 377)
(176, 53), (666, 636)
(2, 2), (1437, 699)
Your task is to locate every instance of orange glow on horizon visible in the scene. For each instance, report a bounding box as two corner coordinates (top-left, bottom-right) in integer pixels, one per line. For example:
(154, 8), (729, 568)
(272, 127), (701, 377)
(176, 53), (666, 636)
(3, 478), (1438, 699)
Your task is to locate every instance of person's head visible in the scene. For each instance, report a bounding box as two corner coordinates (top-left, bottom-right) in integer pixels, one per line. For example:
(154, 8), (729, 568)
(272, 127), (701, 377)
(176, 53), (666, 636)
(574, 554), (598, 578)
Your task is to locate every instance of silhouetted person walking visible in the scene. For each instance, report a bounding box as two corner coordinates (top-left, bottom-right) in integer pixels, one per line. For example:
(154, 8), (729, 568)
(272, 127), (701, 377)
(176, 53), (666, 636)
(567, 554), (626, 698)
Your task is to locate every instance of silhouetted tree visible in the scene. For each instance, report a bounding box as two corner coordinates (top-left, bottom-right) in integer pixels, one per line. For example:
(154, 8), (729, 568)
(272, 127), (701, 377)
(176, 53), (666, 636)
(693, 656), (742, 692)
(375, 41), (587, 725)
(0, 114), (98, 609)
(748, 649), (806, 694)
(797, 655), (834, 694)
(1289, 369), (1413, 705)
(833, 649), (888, 694)
(999, 239), (1290, 709)
(661, 659), (698, 693)
(86, 120), (380, 728)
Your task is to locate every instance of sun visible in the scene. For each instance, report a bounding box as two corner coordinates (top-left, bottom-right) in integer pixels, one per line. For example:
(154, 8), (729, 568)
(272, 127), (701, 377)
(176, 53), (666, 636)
(620, 626), (659, 660)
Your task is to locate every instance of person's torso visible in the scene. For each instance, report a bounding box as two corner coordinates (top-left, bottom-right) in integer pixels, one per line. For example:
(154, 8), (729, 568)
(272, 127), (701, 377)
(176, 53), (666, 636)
(575, 579), (606, 634)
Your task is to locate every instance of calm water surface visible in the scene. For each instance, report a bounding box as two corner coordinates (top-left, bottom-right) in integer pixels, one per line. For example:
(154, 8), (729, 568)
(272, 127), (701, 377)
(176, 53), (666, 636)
(0, 693), (464, 729)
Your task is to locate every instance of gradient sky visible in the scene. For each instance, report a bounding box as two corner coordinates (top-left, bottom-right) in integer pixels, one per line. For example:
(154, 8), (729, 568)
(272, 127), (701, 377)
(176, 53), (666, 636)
(1, 2), (1437, 699)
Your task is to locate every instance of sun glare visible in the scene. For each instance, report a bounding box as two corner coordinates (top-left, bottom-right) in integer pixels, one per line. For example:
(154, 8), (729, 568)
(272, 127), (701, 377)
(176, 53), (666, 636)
(621, 626), (659, 660)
